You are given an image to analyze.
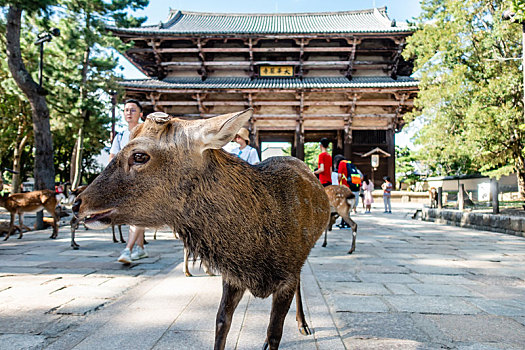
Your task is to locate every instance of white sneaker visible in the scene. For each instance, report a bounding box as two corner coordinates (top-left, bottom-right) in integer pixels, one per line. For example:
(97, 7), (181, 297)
(131, 246), (148, 260)
(118, 248), (132, 264)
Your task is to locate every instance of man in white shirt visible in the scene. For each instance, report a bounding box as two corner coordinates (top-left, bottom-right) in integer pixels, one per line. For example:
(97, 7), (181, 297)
(109, 99), (148, 264)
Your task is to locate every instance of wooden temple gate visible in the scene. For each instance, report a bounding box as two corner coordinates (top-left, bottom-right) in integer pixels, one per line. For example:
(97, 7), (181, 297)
(112, 8), (418, 186)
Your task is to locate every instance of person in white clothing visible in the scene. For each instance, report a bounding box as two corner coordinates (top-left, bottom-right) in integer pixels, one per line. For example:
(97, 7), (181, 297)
(110, 99), (149, 264)
(230, 127), (260, 165)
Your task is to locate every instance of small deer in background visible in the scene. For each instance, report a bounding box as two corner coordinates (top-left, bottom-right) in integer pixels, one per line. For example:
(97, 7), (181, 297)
(75, 109), (330, 350)
(0, 189), (58, 240)
(322, 185), (358, 254)
(69, 185), (125, 249)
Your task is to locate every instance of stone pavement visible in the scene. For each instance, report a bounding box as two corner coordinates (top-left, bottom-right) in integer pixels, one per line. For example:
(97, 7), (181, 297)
(0, 205), (524, 349)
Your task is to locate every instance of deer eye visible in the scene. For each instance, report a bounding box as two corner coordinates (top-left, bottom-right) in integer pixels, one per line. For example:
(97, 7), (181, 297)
(129, 152), (150, 166)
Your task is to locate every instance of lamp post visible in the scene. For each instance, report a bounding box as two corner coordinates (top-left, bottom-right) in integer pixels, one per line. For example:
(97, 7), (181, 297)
(34, 28), (60, 87)
(33, 27), (59, 230)
(502, 10), (525, 125)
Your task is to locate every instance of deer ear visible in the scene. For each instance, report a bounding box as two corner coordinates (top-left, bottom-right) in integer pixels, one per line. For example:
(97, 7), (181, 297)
(198, 109), (253, 150)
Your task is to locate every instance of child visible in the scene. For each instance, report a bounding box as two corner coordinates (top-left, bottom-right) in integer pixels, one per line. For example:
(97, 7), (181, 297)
(381, 176), (392, 213)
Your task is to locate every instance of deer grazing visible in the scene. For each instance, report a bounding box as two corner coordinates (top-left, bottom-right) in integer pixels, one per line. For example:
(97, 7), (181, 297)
(0, 189), (58, 240)
(75, 109), (330, 350)
(322, 185), (358, 254)
(70, 185), (125, 249)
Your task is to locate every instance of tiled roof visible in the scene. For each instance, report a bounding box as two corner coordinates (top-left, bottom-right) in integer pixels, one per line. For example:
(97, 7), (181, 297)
(111, 8), (412, 35)
(120, 76), (418, 90)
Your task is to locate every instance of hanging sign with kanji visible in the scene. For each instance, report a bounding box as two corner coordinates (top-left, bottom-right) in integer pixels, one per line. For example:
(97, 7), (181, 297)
(259, 65), (294, 77)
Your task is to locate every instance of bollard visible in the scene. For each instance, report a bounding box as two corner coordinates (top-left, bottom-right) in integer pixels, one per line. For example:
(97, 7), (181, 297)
(458, 184), (464, 211)
(438, 187), (443, 209)
(491, 178), (500, 214)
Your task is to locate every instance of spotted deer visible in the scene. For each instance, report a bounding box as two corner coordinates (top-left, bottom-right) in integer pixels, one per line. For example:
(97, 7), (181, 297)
(75, 109), (330, 350)
(322, 185), (358, 254)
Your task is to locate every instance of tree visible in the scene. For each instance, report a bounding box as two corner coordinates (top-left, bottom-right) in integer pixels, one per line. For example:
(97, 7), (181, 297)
(4, 2), (57, 192)
(404, 0), (525, 197)
(0, 0), (148, 191)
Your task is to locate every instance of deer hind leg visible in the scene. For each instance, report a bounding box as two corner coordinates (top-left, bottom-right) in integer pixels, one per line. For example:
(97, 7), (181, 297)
(214, 280), (245, 350)
(322, 212), (337, 247)
(18, 213), (31, 233)
(263, 284), (296, 350)
(295, 278), (311, 336)
(339, 208), (358, 254)
(49, 207), (59, 239)
(4, 213), (16, 240)
(184, 247), (192, 277)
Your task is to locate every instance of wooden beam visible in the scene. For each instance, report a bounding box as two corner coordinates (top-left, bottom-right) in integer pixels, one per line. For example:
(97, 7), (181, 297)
(248, 38), (255, 79)
(160, 60), (391, 68)
(390, 39), (405, 80)
(148, 39), (166, 79)
(140, 100), (412, 107)
(195, 38), (208, 80)
(345, 38), (357, 80)
(126, 46), (403, 55)
(125, 86), (419, 94)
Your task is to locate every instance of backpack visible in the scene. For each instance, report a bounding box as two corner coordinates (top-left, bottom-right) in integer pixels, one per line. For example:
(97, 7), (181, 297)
(346, 162), (362, 192)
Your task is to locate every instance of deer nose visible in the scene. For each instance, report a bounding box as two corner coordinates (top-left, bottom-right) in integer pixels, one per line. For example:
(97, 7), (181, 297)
(72, 198), (82, 214)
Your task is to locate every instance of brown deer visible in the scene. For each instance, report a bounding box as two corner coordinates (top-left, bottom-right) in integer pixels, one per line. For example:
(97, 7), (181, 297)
(0, 189), (58, 240)
(70, 185), (125, 249)
(75, 109), (330, 350)
(322, 185), (358, 254)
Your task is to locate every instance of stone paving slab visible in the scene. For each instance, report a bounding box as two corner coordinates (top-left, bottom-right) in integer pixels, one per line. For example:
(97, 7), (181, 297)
(1, 205), (525, 349)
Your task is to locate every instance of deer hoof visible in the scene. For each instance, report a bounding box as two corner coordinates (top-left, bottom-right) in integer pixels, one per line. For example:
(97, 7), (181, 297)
(120, 239), (126, 243)
(321, 242), (327, 247)
(262, 341), (269, 350)
(298, 324), (312, 336)
(113, 238), (118, 243)
(185, 272), (193, 277)
(347, 249), (355, 254)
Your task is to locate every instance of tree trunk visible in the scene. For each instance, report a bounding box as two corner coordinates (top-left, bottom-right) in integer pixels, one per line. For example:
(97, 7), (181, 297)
(5, 7), (55, 191)
(70, 23), (91, 190)
(11, 125), (30, 194)
(71, 127), (84, 189)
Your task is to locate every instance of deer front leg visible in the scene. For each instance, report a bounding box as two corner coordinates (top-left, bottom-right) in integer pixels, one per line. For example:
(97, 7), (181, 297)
(70, 217), (80, 250)
(295, 279), (311, 336)
(215, 280), (245, 350)
(263, 284), (296, 350)
(17, 213), (26, 239)
(118, 225), (125, 243)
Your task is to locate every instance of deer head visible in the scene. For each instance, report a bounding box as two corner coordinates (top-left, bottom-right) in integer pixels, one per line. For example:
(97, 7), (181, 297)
(76, 109), (253, 229)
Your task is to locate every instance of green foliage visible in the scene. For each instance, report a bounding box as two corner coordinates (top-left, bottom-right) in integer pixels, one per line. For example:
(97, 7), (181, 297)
(395, 146), (420, 187)
(282, 142), (332, 171)
(403, 0), (525, 190)
(0, 0), (148, 184)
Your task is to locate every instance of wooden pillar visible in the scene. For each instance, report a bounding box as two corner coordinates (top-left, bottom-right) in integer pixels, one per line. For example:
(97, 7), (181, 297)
(438, 187), (443, 209)
(344, 129), (351, 160)
(386, 129), (395, 187)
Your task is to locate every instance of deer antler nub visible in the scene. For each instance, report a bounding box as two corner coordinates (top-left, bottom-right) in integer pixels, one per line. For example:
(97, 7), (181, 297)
(147, 112), (171, 124)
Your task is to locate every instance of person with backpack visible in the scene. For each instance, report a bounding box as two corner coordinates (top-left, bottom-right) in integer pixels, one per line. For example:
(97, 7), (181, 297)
(337, 157), (362, 214)
(382, 176), (393, 213)
(109, 99), (149, 264)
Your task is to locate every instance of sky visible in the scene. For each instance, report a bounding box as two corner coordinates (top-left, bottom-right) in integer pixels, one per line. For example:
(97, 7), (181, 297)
(116, 0), (423, 147)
